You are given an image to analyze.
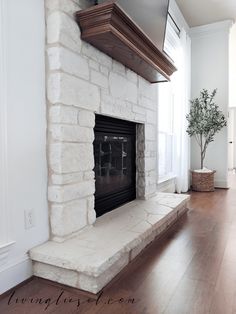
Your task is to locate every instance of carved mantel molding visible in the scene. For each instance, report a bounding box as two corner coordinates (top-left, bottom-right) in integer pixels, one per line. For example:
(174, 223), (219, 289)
(76, 1), (177, 83)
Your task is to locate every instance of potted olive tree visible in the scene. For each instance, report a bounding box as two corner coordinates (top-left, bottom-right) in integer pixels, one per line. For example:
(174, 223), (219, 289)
(186, 89), (227, 191)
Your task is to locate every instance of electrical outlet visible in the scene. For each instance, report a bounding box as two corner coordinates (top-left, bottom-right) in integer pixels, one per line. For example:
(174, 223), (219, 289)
(24, 209), (35, 229)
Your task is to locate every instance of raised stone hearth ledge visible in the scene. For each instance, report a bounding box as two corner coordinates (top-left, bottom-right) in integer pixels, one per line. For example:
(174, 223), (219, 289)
(30, 193), (189, 294)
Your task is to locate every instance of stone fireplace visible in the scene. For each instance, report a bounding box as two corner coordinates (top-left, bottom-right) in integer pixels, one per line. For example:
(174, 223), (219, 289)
(45, 0), (157, 242)
(30, 0), (189, 294)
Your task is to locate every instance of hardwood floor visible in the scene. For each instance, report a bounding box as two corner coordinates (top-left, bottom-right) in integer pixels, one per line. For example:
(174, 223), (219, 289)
(1, 175), (236, 314)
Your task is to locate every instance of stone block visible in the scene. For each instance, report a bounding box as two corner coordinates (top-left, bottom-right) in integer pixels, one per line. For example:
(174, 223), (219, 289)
(100, 65), (109, 76)
(109, 72), (138, 104)
(84, 171), (95, 181)
(134, 113), (146, 122)
(145, 124), (156, 141)
(48, 180), (95, 202)
(87, 199), (96, 225)
(47, 72), (100, 111)
(78, 110), (95, 127)
(146, 175), (157, 186)
(145, 157), (156, 172)
(46, 0), (80, 16)
(49, 105), (78, 124)
(130, 232), (155, 260)
(112, 60), (126, 75)
(138, 76), (157, 101)
(138, 95), (155, 110)
(100, 91), (134, 121)
(126, 68), (138, 83)
(50, 199), (88, 237)
(145, 141), (157, 154)
(89, 59), (99, 71)
(146, 109), (157, 124)
(34, 262), (79, 288)
(49, 142), (94, 173)
(132, 104), (146, 115)
(77, 253), (129, 293)
(87, 195), (94, 211)
(82, 42), (112, 69)
(50, 124), (94, 142)
(47, 47), (89, 80)
(47, 12), (81, 53)
(145, 184), (157, 197)
(91, 70), (108, 89)
(51, 172), (83, 185)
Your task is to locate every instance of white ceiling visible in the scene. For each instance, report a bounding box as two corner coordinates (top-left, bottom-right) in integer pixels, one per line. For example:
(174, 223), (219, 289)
(175, 0), (236, 27)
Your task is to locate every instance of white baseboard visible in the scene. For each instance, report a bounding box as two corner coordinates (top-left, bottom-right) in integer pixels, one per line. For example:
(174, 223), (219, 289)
(0, 255), (32, 294)
(214, 180), (229, 189)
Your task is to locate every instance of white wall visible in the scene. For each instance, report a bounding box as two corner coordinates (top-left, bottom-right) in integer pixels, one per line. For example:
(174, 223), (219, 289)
(0, 0), (49, 294)
(229, 23), (236, 172)
(229, 23), (236, 108)
(190, 21), (233, 188)
(228, 108), (236, 170)
(233, 109), (236, 169)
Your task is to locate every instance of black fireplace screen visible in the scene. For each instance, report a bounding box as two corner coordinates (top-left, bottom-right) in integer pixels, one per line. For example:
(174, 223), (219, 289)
(94, 115), (136, 217)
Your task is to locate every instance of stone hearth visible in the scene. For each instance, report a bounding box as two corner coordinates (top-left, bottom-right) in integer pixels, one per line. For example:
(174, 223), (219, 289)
(30, 193), (189, 294)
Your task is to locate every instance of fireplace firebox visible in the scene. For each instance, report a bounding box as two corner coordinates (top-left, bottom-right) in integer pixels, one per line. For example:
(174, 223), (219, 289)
(94, 115), (136, 217)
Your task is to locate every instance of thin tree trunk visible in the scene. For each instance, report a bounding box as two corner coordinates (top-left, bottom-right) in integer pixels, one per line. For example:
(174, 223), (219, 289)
(201, 153), (204, 169)
(200, 134), (203, 169)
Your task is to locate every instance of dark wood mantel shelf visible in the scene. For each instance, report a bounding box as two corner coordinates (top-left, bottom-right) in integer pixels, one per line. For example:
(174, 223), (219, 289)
(75, 1), (177, 83)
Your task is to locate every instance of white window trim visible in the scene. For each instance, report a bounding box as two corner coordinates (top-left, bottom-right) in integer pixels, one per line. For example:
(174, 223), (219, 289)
(158, 20), (180, 186)
(158, 86), (175, 180)
(158, 130), (174, 179)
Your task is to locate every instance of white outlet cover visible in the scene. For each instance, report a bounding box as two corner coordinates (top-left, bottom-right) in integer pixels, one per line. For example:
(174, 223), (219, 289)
(24, 209), (35, 229)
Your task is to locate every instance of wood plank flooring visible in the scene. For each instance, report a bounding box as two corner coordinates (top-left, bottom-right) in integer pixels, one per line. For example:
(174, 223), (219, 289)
(1, 174), (236, 314)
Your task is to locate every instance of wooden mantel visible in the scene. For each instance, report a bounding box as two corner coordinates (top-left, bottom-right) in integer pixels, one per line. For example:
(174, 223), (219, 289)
(75, 1), (177, 83)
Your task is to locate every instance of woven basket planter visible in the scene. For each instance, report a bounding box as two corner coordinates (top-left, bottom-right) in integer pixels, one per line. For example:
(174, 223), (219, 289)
(191, 170), (216, 192)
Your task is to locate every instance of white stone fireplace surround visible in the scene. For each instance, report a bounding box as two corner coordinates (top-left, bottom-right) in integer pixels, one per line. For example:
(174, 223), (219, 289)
(46, 0), (158, 242)
(30, 0), (189, 294)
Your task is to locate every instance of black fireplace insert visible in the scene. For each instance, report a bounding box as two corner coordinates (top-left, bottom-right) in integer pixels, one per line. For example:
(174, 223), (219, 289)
(94, 115), (136, 217)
